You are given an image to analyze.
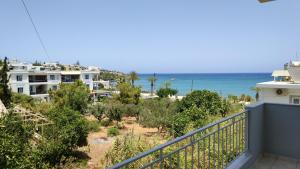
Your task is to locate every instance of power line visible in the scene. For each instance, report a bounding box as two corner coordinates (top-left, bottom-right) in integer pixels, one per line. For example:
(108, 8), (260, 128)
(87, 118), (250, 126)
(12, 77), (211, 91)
(20, 0), (50, 60)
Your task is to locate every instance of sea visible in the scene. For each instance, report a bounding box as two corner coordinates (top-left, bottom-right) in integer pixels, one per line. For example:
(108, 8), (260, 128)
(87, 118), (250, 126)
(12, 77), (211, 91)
(135, 73), (272, 97)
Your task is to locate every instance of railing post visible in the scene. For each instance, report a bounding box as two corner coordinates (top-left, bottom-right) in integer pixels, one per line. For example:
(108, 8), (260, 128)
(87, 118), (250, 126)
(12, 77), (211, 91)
(245, 111), (249, 150)
(217, 123), (220, 169)
(159, 149), (163, 169)
(191, 136), (194, 169)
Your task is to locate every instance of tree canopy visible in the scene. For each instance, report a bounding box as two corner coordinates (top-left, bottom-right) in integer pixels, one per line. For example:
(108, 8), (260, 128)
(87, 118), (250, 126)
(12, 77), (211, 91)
(49, 80), (90, 114)
(0, 57), (12, 107)
(115, 82), (141, 105)
(128, 71), (139, 87)
(177, 90), (223, 115)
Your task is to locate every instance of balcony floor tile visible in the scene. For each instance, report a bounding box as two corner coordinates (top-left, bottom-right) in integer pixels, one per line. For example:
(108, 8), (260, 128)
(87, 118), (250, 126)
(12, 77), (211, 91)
(251, 154), (300, 169)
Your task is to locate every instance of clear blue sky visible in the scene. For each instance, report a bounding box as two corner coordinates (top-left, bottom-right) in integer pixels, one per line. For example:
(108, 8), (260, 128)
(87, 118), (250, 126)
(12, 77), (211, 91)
(1, 0), (300, 73)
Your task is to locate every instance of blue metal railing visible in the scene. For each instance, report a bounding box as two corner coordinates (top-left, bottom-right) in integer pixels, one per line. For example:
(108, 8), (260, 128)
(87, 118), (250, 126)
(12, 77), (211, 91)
(108, 111), (248, 169)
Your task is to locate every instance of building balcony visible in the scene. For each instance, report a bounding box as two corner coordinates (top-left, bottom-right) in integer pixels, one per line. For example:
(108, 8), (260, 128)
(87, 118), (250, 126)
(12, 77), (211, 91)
(29, 75), (47, 83)
(108, 103), (300, 169)
(61, 75), (80, 83)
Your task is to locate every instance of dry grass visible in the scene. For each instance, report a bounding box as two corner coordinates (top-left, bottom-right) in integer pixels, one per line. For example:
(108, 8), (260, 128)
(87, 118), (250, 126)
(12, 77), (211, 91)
(83, 116), (166, 169)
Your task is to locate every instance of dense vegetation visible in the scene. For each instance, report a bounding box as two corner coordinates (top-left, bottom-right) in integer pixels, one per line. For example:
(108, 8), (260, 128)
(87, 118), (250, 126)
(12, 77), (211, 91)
(0, 78), (91, 168)
(0, 65), (251, 168)
(0, 57), (12, 107)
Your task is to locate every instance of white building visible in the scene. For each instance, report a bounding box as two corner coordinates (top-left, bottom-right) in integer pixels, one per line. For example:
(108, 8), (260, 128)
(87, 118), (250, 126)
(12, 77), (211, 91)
(257, 61), (300, 105)
(8, 60), (108, 100)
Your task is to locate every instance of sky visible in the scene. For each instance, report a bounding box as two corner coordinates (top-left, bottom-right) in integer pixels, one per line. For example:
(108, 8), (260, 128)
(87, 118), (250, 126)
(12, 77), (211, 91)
(1, 0), (300, 73)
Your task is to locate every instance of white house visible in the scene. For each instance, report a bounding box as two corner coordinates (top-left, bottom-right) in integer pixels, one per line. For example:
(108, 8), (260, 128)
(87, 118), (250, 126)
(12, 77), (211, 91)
(257, 61), (300, 105)
(8, 60), (108, 100)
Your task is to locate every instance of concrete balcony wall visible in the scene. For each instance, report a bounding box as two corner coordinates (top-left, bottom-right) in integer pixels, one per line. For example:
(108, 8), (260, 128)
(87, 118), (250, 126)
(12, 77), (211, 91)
(264, 103), (300, 159)
(233, 103), (300, 169)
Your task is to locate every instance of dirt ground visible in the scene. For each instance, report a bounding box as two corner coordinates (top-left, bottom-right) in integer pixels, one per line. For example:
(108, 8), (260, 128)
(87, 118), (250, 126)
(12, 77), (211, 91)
(83, 116), (164, 169)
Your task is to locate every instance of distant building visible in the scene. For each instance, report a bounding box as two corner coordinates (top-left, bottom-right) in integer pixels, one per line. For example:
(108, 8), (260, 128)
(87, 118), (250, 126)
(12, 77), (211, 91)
(8, 60), (109, 100)
(257, 61), (300, 104)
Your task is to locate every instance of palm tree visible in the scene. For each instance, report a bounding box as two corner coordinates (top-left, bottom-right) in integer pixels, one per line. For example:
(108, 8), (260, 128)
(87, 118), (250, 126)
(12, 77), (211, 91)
(163, 80), (171, 89)
(251, 87), (261, 102)
(148, 75), (157, 96)
(128, 71), (139, 87)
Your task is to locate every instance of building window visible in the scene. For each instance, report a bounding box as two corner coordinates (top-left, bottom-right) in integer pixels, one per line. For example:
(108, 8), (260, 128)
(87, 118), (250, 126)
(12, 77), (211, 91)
(52, 85), (58, 90)
(85, 74), (89, 80)
(290, 96), (300, 105)
(16, 75), (22, 81)
(50, 75), (55, 80)
(17, 87), (23, 93)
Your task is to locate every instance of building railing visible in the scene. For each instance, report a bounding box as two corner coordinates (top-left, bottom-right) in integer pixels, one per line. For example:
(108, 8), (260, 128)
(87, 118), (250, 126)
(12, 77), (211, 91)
(29, 79), (48, 83)
(108, 111), (248, 169)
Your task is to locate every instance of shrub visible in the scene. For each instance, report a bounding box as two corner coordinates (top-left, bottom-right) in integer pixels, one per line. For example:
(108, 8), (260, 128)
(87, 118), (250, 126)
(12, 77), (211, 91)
(102, 133), (156, 168)
(11, 92), (36, 110)
(107, 127), (119, 137)
(116, 121), (125, 129)
(157, 88), (178, 98)
(87, 120), (101, 132)
(100, 117), (111, 127)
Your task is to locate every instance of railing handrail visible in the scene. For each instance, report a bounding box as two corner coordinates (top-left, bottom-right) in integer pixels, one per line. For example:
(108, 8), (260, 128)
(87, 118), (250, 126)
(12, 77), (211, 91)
(108, 110), (248, 169)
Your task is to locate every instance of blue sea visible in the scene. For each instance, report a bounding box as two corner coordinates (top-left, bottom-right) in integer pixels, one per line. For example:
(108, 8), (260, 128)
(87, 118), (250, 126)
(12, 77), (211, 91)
(135, 73), (272, 97)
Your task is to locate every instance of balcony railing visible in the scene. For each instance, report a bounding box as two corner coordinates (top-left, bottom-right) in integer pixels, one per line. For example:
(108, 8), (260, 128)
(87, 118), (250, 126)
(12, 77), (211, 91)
(108, 111), (248, 169)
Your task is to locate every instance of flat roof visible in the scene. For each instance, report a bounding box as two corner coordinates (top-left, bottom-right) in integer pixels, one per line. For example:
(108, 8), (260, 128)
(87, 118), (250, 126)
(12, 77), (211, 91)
(257, 81), (300, 89)
(61, 71), (81, 75)
(272, 70), (290, 77)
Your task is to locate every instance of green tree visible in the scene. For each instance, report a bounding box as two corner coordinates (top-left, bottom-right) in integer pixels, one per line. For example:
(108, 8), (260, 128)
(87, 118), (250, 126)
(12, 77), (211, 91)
(86, 102), (105, 120)
(0, 113), (36, 168)
(163, 80), (171, 89)
(105, 102), (123, 124)
(139, 98), (176, 133)
(177, 90), (223, 115)
(0, 57), (12, 107)
(47, 107), (89, 147)
(220, 99), (231, 117)
(251, 87), (261, 101)
(227, 94), (238, 103)
(115, 82), (141, 104)
(245, 95), (253, 102)
(49, 80), (90, 113)
(239, 94), (246, 102)
(148, 75), (157, 96)
(172, 105), (209, 137)
(128, 71), (139, 87)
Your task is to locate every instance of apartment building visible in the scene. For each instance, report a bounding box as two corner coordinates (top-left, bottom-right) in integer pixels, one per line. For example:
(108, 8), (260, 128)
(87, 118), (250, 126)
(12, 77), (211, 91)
(8, 60), (104, 100)
(257, 61), (300, 105)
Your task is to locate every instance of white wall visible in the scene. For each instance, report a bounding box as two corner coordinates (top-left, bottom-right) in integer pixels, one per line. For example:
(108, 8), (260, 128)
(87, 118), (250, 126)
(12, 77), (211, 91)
(8, 72), (30, 95)
(47, 73), (61, 83)
(10, 83), (30, 95)
(259, 88), (300, 104)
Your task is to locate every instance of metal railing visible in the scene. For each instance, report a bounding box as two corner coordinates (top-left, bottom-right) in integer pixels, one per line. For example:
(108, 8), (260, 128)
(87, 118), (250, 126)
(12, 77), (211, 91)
(108, 111), (248, 169)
